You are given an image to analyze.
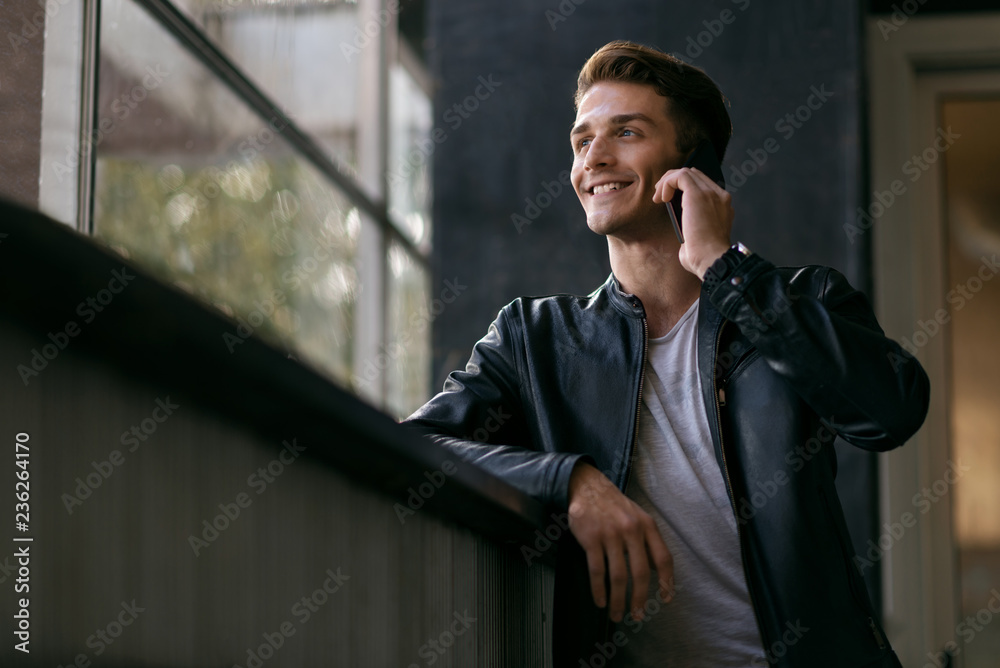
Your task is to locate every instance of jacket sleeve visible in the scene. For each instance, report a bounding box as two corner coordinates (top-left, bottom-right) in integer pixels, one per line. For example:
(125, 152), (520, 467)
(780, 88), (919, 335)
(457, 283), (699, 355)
(707, 253), (930, 451)
(400, 304), (589, 512)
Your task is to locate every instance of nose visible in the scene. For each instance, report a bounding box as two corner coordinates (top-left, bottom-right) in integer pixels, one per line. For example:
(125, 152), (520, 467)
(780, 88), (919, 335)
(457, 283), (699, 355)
(583, 134), (615, 170)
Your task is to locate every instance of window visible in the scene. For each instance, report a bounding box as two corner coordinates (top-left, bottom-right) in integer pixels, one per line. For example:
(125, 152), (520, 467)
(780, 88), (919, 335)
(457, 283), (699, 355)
(41, 0), (432, 418)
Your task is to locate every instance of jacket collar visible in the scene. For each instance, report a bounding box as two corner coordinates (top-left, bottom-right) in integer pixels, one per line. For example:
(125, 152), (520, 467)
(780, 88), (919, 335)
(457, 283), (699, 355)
(603, 272), (646, 318)
(602, 271), (724, 323)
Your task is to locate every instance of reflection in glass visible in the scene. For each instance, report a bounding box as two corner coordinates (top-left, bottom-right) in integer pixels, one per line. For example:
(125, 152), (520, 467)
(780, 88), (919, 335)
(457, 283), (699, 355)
(93, 0), (361, 387)
(386, 239), (430, 419)
(388, 62), (432, 249)
(170, 0), (364, 175)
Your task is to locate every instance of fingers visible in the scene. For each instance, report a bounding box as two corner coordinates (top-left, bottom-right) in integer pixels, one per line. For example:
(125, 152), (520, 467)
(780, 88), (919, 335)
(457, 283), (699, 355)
(663, 166), (733, 274)
(584, 545), (607, 610)
(605, 543), (629, 623)
(646, 528), (675, 603)
(566, 466), (675, 623)
(651, 171), (676, 204)
(626, 532), (651, 622)
(581, 516), (672, 623)
(653, 166), (714, 204)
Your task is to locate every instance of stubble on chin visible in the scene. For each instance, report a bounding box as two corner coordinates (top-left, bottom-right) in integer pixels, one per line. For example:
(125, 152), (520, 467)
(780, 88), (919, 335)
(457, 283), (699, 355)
(585, 210), (620, 237)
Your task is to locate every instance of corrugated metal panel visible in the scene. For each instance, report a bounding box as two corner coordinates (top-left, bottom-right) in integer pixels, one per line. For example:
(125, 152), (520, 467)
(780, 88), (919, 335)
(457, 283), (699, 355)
(0, 317), (553, 666)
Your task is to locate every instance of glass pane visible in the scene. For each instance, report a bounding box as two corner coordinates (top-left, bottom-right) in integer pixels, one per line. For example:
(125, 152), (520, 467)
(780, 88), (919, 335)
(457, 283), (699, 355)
(93, 0), (362, 388)
(942, 96), (1000, 668)
(388, 62), (432, 249)
(169, 0), (363, 176)
(385, 241), (430, 419)
(38, 0), (85, 226)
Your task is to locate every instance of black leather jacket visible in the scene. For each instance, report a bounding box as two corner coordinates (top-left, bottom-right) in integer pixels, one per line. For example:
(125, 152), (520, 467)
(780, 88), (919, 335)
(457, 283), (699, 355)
(404, 252), (929, 667)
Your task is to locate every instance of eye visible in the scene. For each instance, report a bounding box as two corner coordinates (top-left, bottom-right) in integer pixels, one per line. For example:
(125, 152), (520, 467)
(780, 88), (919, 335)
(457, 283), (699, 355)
(621, 128), (636, 137)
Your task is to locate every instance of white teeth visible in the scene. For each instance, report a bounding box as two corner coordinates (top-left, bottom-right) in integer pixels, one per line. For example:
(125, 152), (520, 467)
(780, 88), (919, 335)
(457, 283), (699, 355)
(592, 182), (627, 194)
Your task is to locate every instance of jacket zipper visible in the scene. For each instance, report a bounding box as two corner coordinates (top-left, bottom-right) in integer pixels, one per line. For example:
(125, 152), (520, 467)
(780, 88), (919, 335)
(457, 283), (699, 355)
(719, 348), (760, 405)
(819, 487), (890, 653)
(868, 617), (887, 649)
(712, 320), (769, 655)
(621, 316), (648, 494)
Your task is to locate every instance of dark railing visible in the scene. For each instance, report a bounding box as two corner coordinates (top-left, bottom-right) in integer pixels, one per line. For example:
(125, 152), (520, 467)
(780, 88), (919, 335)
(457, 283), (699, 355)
(0, 199), (553, 666)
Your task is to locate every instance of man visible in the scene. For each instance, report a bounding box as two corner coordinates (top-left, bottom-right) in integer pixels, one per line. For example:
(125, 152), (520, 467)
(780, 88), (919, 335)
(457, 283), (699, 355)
(403, 41), (929, 667)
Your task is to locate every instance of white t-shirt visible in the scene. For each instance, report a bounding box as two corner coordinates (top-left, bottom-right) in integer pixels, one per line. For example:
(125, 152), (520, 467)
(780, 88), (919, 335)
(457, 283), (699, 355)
(614, 299), (766, 667)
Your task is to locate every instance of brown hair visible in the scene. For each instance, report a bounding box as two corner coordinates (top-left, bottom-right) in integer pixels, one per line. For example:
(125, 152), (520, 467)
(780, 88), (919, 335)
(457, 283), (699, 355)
(575, 41), (732, 161)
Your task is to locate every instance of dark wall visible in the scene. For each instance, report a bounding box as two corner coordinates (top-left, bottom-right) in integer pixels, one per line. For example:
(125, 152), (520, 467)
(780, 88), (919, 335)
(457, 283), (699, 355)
(427, 0), (881, 611)
(427, 0), (867, 378)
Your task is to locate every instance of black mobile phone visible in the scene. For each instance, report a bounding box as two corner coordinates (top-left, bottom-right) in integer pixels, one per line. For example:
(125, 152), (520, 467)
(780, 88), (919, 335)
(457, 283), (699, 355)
(667, 139), (726, 243)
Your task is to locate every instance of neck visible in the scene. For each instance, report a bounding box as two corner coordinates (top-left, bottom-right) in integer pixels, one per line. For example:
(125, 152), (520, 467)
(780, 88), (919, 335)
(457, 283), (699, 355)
(608, 228), (702, 338)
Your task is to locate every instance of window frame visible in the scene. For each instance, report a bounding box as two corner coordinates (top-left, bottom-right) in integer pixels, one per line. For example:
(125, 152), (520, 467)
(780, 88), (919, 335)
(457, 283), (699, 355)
(72, 0), (431, 413)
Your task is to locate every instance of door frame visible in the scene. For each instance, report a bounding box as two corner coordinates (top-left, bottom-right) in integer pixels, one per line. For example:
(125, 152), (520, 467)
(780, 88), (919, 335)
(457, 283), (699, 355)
(868, 12), (1000, 666)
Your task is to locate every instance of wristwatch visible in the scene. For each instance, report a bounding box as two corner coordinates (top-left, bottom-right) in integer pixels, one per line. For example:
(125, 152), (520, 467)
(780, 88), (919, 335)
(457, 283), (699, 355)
(702, 242), (753, 292)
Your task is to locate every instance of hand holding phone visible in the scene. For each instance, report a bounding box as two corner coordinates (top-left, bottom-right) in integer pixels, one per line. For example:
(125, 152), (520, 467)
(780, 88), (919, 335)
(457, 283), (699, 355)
(666, 139), (726, 243)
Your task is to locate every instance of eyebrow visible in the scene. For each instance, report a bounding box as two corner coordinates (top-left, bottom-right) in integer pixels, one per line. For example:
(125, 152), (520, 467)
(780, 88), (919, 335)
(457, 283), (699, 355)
(570, 112), (657, 137)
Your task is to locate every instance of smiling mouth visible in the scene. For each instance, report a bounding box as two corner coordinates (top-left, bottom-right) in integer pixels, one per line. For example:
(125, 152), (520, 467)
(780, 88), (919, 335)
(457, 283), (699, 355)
(589, 182), (633, 195)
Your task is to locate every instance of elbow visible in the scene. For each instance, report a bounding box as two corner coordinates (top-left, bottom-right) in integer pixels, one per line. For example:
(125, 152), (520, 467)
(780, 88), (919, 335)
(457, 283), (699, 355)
(873, 359), (932, 451)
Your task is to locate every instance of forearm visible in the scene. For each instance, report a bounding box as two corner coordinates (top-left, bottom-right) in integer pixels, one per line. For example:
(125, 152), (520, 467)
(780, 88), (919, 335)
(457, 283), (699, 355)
(401, 421), (587, 510)
(401, 306), (586, 511)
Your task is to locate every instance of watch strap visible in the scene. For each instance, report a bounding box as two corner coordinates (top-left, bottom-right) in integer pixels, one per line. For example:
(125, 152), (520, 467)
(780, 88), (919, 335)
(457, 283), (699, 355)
(703, 243), (752, 294)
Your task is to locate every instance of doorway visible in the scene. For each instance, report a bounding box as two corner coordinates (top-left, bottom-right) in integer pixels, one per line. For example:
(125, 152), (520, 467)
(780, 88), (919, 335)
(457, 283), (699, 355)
(940, 93), (1000, 668)
(869, 14), (1000, 667)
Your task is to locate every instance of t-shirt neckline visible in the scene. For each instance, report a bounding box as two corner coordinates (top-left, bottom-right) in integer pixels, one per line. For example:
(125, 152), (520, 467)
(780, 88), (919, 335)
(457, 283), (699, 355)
(647, 298), (699, 344)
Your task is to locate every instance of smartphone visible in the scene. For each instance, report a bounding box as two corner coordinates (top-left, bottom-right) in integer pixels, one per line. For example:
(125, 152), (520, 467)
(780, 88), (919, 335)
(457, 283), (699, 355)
(666, 139), (726, 243)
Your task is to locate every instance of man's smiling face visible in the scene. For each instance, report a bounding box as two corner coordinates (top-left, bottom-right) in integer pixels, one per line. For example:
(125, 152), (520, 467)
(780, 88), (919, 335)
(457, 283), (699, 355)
(570, 81), (687, 238)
